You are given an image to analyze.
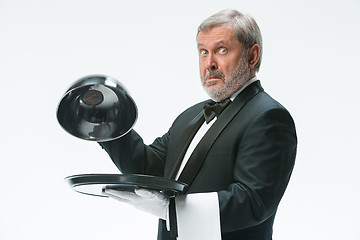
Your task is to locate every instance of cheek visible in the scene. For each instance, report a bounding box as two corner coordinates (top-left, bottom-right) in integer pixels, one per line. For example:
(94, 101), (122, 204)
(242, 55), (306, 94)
(199, 62), (207, 77)
(220, 61), (236, 77)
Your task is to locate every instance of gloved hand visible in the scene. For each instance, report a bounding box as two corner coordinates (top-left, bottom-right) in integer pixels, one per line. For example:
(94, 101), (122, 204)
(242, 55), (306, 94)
(104, 188), (169, 220)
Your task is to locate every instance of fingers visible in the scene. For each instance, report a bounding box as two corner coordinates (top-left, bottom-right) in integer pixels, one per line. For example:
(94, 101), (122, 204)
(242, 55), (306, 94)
(135, 188), (160, 198)
(106, 193), (131, 204)
(104, 189), (138, 201)
(104, 188), (165, 202)
(104, 188), (169, 220)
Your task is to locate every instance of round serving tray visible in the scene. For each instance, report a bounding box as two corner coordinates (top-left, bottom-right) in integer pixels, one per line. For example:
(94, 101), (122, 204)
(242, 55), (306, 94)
(64, 174), (187, 198)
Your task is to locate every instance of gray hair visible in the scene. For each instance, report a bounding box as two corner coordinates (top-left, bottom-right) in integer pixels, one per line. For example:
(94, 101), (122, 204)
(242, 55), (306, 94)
(197, 9), (263, 72)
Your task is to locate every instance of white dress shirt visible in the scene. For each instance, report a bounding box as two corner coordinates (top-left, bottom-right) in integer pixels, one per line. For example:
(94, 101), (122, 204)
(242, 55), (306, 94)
(174, 77), (258, 240)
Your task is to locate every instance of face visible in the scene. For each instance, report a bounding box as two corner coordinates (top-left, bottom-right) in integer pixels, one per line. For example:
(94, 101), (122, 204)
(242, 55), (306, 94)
(197, 25), (251, 101)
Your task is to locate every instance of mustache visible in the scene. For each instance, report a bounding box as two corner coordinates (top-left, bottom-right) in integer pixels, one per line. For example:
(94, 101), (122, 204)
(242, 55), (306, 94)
(205, 70), (225, 81)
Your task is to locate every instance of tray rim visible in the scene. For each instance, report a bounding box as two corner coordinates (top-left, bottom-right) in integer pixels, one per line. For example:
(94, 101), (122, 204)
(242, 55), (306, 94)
(64, 173), (187, 198)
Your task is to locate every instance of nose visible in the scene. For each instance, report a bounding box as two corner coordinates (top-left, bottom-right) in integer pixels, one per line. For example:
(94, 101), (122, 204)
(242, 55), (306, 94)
(206, 54), (218, 71)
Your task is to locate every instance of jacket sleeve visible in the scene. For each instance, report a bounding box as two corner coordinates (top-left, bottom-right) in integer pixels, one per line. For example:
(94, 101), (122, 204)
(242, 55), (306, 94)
(98, 129), (171, 177)
(218, 107), (297, 232)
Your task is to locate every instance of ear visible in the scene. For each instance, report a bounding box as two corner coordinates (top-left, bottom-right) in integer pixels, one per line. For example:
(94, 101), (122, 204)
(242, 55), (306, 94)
(247, 44), (260, 70)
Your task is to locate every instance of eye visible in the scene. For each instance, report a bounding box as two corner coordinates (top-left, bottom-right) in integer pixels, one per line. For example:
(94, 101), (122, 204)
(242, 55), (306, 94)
(200, 50), (208, 56)
(219, 48), (228, 54)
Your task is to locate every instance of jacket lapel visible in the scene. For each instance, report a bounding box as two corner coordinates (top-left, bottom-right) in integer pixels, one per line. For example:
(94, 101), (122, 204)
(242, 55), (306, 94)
(177, 81), (263, 192)
(165, 111), (205, 179)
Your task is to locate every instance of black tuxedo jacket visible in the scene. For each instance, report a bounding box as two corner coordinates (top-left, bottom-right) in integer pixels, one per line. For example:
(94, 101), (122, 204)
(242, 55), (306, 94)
(99, 80), (297, 240)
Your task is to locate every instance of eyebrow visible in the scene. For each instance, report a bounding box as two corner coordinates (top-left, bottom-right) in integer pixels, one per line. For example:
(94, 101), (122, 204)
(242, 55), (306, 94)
(197, 40), (229, 49)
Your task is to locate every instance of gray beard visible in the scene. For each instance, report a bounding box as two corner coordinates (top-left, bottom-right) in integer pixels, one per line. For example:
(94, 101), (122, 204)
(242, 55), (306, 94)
(203, 60), (250, 102)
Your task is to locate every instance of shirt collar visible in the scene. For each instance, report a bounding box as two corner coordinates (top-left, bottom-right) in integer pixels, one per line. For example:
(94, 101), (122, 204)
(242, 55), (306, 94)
(230, 76), (258, 101)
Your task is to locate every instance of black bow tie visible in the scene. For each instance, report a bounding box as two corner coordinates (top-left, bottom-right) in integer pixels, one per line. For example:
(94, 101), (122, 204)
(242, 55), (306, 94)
(203, 99), (231, 123)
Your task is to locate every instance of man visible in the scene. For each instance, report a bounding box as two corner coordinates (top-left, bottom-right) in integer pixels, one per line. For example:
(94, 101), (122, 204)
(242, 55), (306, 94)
(100, 9), (297, 240)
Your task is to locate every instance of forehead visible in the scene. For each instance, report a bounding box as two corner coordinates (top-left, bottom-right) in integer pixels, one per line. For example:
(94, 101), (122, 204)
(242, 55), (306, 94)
(197, 25), (238, 48)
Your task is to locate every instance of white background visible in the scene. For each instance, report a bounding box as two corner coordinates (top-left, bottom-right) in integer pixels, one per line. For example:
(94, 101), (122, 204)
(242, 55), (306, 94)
(1, 0), (359, 239)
